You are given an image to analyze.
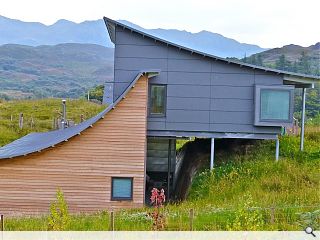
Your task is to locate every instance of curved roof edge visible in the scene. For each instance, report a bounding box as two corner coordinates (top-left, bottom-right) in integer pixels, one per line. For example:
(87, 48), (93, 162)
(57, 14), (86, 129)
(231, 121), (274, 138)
(0, 70), (160, 159)
(103, 16), (320, 83)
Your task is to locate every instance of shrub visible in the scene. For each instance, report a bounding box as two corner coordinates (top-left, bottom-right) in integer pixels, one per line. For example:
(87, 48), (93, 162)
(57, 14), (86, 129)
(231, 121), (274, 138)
(47, 189), (70, 230)
(227, 194), (265, 230)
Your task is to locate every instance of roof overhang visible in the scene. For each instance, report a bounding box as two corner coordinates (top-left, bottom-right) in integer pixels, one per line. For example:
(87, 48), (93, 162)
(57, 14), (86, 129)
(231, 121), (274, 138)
(283, 74), (316, 88)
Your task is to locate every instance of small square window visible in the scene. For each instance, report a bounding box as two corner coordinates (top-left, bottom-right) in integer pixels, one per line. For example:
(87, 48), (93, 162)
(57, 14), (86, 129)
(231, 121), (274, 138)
(254, 85), (294, 126)
(111, 177), (133, 201)
(260, 89), (290, 121)
(149, 84), (166, 116)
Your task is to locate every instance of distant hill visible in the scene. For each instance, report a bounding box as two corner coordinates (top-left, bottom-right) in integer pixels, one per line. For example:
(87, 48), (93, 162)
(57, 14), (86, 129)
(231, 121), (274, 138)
(0, 15), (267, 58)
(0, 43), (113, 99)
(243, 43), (320, 75)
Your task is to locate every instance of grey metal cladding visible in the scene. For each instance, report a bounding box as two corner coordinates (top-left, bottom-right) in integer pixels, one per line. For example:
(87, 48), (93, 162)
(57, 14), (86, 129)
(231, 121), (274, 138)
(254, 73), (283, 85)
(147, 121), (166, 130)
(212, 73), (254, 86)
(210, 111), (253, 124)
(211, 99), (253, 112)
(115, 57), (168, 71)
(116, 30), (157, 46)
(105, 16), (320, 80)
(168, 97), (210, 111)
(211, 86), (254, 99)
(168, 59), (211, 72)
(166, 110), (210, 123)
(213, 61), (253, 74)
(112, 22), (284, 136)
(210, 123), (254, 133)
(168, 72), (210, 85)
(166, 122), (210, 132)
(168, 85), (210, 98)
(167, 46), (203, 60)
(116, 44), (168, 58)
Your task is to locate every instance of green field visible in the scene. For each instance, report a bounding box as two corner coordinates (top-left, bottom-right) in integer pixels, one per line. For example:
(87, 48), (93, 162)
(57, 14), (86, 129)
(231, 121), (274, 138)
(0, 98), (105, 147)
(0, 99), (319, 231)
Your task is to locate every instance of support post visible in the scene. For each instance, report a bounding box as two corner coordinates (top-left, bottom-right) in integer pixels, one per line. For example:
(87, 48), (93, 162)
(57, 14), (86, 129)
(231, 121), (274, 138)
(0, 214), (3, 231)
(19, 113), (23, 129)
(109, 211), (114, 231)
(167, 139), (172, 199)
(189, 209), (194, 231)
(275, 138), (279, 161)
(210, 138), (215, 170)
(300, 88), (306, 151)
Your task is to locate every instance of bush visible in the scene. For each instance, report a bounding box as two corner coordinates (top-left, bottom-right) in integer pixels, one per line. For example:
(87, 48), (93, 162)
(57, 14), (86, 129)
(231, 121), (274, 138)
(47, 189), (70, 230)
(226, 194), (265, 230)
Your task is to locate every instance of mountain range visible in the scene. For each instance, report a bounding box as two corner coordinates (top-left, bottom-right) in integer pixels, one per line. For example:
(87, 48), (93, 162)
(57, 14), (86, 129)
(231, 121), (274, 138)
(0, 43), (113, 99)
(0, 16), (318, 100)
(0, 15), (266, 58)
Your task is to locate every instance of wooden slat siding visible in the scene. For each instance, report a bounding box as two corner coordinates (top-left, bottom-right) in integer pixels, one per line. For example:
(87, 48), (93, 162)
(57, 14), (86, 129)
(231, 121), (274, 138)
(0, 75), (148, 216)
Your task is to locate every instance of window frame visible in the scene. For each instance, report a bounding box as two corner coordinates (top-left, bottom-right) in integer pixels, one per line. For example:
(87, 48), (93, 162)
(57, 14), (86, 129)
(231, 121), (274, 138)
(254, 85), (294, 126)
(148, 84), (167, 117)
(111, 177), (133, 201)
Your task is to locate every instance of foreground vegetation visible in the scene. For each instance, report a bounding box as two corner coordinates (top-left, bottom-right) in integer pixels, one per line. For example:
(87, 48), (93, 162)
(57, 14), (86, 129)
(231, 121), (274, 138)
(4, 126), (319, 231)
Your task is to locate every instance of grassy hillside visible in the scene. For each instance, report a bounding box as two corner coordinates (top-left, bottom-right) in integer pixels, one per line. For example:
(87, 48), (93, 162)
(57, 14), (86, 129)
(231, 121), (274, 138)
(0, 43), (113, 99)
(4, 127), (320, 231)
(244, 43), (320, 75)
(0, 98), (105, 147)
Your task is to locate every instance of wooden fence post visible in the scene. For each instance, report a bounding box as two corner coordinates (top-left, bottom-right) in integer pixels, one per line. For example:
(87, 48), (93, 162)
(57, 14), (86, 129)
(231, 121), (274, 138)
(189, 209), (194, 231)
(270, 207), (275, 224)
(30, 117), (34, 129)
(0, 214), (4, 231)
(19, 113), (24, 129)
(110, 211), (114, 231)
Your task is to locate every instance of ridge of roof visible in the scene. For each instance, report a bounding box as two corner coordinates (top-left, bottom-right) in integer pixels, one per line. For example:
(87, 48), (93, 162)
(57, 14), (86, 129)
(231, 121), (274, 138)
(103, 16), (320, 81)
(0, 71), (159, 159)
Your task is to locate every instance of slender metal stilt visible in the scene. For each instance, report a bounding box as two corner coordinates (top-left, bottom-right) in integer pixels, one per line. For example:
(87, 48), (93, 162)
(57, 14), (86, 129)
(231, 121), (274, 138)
(275, 138), (280, 161)
(210, 138), (215, 170)
(300, 88), (306, 151)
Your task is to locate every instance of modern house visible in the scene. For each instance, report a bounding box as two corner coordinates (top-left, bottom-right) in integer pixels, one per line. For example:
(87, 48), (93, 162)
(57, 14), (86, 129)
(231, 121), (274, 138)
(0, 17), (318, 215)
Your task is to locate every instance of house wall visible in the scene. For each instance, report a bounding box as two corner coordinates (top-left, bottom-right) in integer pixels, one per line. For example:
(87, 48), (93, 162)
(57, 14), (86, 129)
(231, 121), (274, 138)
(0, 75), (148, 216)
(113, 27), (283, 136)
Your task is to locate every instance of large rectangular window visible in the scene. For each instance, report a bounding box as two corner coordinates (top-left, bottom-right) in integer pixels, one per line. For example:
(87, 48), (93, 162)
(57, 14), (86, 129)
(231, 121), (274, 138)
(260, 89), (290, 121)
(254, 85), (294, 126)
(111, 177), (133, 201)
(149, 84), (166, 116)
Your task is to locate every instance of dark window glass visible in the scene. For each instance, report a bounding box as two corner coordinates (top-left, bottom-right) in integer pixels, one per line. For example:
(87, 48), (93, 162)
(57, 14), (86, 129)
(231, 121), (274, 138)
(111, 177), (133, 200)
(150, 85), (166, 116)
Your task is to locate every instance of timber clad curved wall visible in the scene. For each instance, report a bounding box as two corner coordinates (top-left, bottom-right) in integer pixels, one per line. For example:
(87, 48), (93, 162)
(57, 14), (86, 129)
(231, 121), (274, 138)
(0, 75), (148, 216)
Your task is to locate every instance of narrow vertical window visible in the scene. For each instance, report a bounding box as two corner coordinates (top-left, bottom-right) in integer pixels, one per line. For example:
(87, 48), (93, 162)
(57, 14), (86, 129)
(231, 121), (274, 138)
(150, 85), (166, 116)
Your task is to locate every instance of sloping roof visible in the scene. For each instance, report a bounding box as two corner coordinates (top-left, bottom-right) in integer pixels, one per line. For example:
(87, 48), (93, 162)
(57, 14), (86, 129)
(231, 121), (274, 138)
(0, 71), (159, 159)
(104, 17), (320, 86)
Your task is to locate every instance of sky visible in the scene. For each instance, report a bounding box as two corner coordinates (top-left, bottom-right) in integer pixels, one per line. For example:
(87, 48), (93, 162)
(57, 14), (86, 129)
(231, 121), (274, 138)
(1, 0), (319, 48)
